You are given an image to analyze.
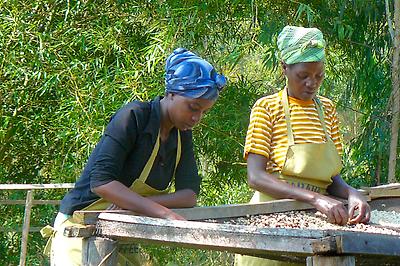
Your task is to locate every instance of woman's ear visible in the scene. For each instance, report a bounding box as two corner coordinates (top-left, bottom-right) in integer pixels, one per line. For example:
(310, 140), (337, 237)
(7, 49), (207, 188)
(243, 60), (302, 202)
(281, 61), (288, 74)
(165, 92), (174, 100)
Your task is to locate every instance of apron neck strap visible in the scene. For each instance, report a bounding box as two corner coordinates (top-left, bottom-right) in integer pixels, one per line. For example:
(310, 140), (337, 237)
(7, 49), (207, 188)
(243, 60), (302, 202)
(313, 97), (331, 141)
(173, 131), (181, 177)
(282, 88), (331, 146)
(282, 88), (295, 146)
(137, 130), (182, 183)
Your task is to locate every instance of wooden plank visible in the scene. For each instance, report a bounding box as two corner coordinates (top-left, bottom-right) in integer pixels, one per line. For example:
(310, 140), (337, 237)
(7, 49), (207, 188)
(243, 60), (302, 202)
(362, 183), (400, 199)
(0, 226), (44, 233)
(97, 213), (326, 239)
(0, 183), (75, 190)
(311, 237), (337, 254)
(95, 213), (326, 257)
(306, 255), (355, 266)
(94, 213), (400, 257)
(0, 199), (61, 205)
(63, 225), (96, 238)
(334, 233), (400, 256)
(74, 199), (315, 225)
(355, 255), (400, 266)
(82, 236), (118, 266)
(19, 190), (34, 266)
(173, 199), (315, 220)
(73, 210), (136, 225)
(364, 183), (400, 190)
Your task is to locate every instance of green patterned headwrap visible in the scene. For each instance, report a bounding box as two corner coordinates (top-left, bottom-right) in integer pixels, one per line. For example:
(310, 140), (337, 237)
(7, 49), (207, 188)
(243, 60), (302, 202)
(277, 26), (325, 65)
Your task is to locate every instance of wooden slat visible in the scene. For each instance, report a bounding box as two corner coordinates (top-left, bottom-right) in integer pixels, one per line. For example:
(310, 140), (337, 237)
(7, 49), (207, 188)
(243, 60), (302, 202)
(0, 226), (43, 233)
(94, 213), (325, 257)
(93, 213), (400, 258)
(82, 237), (118, 266)
(0, 199), (61, 205)
(64, 225), (96, 238)
(0, 183), (75, 190)
(19, 190), (33, 266)
(173, 199), (315, 220)
(335, 233), (400, 256)
(362, 183), (400, 199)
(74, 199), (315, 225)
(311, 237), (337, 254)
(97, 213), (327, 239)
(306, 255), (355, 266)
(73, 210), (137, 225)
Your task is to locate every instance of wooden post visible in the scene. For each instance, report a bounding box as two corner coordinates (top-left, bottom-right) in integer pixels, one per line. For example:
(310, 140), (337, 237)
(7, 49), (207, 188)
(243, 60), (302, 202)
(306, 256), (355, 266)
(82, 236), (118, 266)
(19, 190), (34, 266)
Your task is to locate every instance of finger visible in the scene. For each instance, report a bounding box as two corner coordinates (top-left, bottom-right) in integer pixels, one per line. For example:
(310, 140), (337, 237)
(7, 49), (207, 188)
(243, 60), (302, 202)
(174, 214), (186, 221)
(325, 209), (336, 224)
(331, 208), (346, 225)
(331, 209), (341, 225)
(350, 203), (372, 224)
(336, 207), (349, 225)
(361, 206), (371, 223)
(349, 212), (363, 224)
(348, 205), (363, 224)
(348, 204), (356, 220)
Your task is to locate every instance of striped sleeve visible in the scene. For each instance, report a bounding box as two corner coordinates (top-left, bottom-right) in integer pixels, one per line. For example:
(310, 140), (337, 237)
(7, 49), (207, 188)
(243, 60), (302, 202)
(244, 98), (272, 159)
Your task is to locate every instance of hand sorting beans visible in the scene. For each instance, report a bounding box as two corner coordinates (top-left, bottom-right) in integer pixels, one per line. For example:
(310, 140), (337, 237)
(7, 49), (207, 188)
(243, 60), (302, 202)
(207, 210), (400, 236)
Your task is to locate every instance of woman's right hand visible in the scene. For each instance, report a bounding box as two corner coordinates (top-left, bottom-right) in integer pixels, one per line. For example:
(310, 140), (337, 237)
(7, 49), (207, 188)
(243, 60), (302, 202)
(163, 210), (186, 221)
(312, 194), (349, 225)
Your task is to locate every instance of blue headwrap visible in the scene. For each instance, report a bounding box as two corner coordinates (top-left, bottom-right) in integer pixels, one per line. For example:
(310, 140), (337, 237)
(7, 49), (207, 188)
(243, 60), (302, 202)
(165, 48), (227, 100)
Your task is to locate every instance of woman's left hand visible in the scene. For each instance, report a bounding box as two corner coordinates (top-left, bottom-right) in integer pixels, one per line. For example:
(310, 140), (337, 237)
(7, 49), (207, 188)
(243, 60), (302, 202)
(347, 190), (371, 224)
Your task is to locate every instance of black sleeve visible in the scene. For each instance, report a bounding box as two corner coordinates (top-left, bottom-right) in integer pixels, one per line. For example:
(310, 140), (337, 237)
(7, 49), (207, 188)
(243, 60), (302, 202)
(174, 131), (201, 195)
(89, 105), (139, 189)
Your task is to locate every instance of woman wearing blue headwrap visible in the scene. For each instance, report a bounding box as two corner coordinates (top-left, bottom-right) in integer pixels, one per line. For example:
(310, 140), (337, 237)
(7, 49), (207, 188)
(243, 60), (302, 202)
(46, 48), (226, 265)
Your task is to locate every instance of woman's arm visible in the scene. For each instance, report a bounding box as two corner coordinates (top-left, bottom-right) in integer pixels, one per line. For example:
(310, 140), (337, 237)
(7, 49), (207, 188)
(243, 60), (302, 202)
(327, 175), (371, 224)
(247, 153), (350, 225)
(147, 189), (197, 208)
(92, 181), (186, 220)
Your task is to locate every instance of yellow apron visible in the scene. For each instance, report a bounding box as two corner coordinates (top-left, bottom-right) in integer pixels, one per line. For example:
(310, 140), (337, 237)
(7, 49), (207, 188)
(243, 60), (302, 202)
(43, 130), (181, 266)
(235, 89), (342, 265)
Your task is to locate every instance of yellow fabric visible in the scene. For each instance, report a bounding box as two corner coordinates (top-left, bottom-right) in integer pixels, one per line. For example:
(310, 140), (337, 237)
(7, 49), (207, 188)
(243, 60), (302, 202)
(40, 225), (55, 256)
(47, 131), (181, 266)
(280, 88), (342, 186)
(282, 141), (341, 185)
(50, 218), (86, 266)
(244, 90), (342, 173)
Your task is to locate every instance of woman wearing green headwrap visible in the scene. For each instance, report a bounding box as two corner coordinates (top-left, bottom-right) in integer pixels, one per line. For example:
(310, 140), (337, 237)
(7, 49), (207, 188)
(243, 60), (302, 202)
(235, 26), (370, 266)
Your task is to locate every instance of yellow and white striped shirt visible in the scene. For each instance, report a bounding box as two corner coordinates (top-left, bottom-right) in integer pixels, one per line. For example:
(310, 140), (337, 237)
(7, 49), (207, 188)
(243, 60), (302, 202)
(244, 90), (343, 173)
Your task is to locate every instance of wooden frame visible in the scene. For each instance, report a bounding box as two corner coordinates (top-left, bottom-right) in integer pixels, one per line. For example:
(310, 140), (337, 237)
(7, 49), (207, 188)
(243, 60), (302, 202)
(0, 183), (75, 266)
(64, 197), (400, 266)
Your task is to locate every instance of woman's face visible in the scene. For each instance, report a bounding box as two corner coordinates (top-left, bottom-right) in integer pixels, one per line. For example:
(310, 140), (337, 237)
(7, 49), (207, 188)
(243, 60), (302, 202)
(283, 61), (325, 101)
(167, 94), (215, 131)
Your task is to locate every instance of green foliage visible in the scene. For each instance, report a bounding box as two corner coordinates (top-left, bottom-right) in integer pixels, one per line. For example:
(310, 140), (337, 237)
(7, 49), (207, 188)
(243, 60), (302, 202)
(0, 0), (396, 265)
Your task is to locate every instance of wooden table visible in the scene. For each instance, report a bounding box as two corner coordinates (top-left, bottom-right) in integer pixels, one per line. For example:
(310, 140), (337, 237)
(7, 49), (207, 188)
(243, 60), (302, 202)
(65, 196), (400, 266)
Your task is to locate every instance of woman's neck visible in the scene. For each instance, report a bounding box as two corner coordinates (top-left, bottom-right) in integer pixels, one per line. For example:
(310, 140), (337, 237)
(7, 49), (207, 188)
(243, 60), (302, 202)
(159, 97), (174, 142)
